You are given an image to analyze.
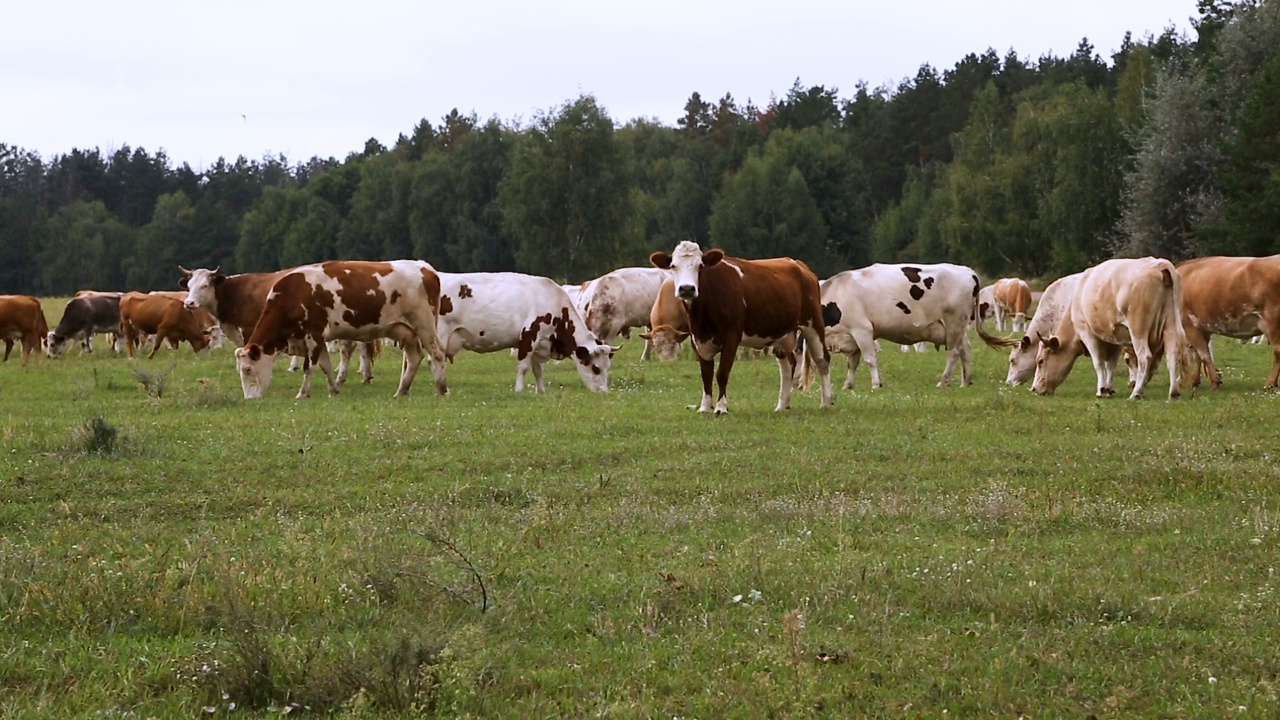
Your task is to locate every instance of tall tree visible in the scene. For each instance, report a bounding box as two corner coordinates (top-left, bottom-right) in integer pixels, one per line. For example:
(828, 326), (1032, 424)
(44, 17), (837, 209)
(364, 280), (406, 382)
(498, 94), (631, 279)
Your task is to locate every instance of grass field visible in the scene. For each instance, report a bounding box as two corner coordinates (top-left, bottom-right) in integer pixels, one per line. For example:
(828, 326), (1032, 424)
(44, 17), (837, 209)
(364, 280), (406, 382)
(2, 303), (1279, 718)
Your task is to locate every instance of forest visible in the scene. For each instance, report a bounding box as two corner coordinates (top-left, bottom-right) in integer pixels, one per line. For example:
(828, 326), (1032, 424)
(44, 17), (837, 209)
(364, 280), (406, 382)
(1, 0), (1276, 296)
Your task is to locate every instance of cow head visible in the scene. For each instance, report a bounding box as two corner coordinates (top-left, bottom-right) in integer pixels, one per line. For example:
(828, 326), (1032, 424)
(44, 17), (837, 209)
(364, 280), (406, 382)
(234, 342), (274, 399)
(180, 266), (223, 312)
(1005, 335), (1035, 386)
(572, 334), (619, 392)
(46, 331), (72, 358)
(639, 325), (690, 361)
(651, 241), (723, 302)
(1031, 333), (1074, 396)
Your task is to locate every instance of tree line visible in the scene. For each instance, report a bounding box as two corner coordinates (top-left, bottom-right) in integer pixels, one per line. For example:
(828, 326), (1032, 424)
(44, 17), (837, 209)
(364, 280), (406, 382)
(1, 0), (1275, 297)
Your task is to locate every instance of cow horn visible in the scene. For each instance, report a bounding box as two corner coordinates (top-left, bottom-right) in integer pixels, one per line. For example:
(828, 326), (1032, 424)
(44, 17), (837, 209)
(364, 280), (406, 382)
(178, 265), (193, 275)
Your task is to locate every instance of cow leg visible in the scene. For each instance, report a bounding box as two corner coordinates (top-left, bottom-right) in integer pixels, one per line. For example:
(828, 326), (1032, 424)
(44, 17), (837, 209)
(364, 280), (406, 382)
(959, 335), (974, 387)
(1268, 339), (1280, 390)
(531, 354), (547, 394)
(696, 355), (717, 413)
(412, 327), (448, 396)
(313, 343), (339, 397)
(82, 332), (94, 353)
(288, 354), (304, 372)
(334, 340), (353, 385)
(296, 353), (314, 399)
(2, 338), (11, 362)
(713, 339), (740, 415)
(359, 342), (375, 384)
(774, 346), (796, 411)
(392, 334), (425, 398)
(147, 330), (168, 360)
(515, 351), (532, 392)
(640, 336), (653, 361)
(1184, 326), (1219, 389)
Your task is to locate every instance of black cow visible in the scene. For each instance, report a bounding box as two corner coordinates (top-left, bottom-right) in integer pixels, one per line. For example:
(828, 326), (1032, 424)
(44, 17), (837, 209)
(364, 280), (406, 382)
(47, 294), (123, 357)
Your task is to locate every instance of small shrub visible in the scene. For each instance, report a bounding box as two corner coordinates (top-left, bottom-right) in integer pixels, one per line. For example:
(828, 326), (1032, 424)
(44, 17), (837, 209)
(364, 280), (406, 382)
(71, 417), (119, 455)
(133, 364), (175, 398)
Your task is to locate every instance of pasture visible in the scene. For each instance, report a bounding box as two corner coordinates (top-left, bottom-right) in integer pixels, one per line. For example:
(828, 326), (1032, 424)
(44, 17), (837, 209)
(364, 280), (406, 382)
(2, 308), (1278, 718)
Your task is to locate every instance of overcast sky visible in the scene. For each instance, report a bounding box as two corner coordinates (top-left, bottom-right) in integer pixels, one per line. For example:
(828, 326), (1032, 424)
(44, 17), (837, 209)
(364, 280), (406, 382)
(1, 0), (1199, 170)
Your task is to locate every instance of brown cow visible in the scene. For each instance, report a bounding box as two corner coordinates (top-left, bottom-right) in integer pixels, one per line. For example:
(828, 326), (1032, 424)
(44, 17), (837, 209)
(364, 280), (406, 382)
(0, 295), (49, 366)
(234, 260), (448, 399)
(991, 277), (1032, 333)
(1177, 255), (1280, 389)
(649, 241), (832, 414)
(638, 276), (690, 362)
(118, 292), (213, 358)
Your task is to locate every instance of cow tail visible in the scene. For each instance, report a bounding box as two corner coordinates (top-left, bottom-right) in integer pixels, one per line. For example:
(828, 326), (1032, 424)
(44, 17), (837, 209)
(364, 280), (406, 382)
(797, 334), (813, 390)
(973, 297), (1018, 349)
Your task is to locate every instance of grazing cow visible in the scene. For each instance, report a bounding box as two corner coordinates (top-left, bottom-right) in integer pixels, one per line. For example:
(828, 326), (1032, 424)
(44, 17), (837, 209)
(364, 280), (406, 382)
(234, 260), (448, 399)
(1032, 257), (1187, 400)
(991, 277), (1033, 333)
(146, 291), (221, 349)
(1176, 255), (1280, 389)
(639, 277), (690, 362)
(649, 241), (832, 414)
(820, 263), (1015, 390)
(118, 292), (214, 358)
(181, 266), (376, 383)
(1006, 273), (1082, 386)
(437, 272), (617, 392)
(47, 294), (125, 357)
(0, 295), (49, 366)
(581, 267), (670, 360)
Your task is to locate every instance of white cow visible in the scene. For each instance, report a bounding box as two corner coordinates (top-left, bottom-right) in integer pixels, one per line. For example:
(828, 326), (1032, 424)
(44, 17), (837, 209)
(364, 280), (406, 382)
(1032, 257), (1187, 400)
(821, 263), (1014, 390)
(1006, 272), (1082, 386)
(580, 266), (670, 360)
(438, 272), (617, 393)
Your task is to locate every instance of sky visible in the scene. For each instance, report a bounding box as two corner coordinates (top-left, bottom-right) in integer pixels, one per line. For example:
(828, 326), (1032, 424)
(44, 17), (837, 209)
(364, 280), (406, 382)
(1, 0), (1200, 170)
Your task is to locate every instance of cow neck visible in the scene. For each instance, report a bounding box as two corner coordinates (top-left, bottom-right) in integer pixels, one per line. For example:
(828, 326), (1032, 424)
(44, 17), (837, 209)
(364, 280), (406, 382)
(217, 274), (267, 337)
(244, 300), (292, 356)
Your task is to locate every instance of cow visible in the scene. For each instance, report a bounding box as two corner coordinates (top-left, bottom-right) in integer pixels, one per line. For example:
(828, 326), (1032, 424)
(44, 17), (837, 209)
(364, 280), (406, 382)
(234, 260), (448, 399)
(0, 295), (48, 366)
(639, 277), (690, 362)
(146, 291), (222, 350)
(47, 294), (124, 357)
(1006, 273), (1082, 386)
(180, 266), (376, 384)
(819, 263), (1015, 391)
(1032, 257), (1187, 400)
(118, 292), (214, 358)
(436, 272), (617, 392)
(977, 284), (996, 324)
(1176, 255), (1280, 389)
(649, 241), (832, 414)
(581, 267), (669, 361)
(991, 277), (1033, 333)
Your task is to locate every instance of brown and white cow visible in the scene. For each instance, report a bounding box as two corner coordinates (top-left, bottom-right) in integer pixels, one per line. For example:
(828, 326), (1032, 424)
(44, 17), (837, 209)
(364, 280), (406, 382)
(0, 295), (49, 366)
(437, 272), (617, 392)
(1032, 257), (1187, 400)
(234, 260), (448, 399)
(1176, 255), (1280, 389)
(649, 241), (832, 414)
(580, 267), (670, 360)
(180, 266), (376, 384)
(820, 263), (1015, 391)
(118, 292), (214, 358)
(47, 293), (123, 356)
(638, 277), (690, 362)
(1006, 272), (1082, 386)
(991, 277), (1033, 333)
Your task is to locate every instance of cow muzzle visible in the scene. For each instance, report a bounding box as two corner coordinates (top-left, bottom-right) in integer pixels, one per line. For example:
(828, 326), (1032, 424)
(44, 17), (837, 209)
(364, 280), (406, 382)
(676, 284), (697, 300)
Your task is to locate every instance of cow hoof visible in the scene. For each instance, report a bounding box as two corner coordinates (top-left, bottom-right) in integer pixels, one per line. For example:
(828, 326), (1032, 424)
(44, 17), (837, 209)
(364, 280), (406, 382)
(363, 377), (374, 385)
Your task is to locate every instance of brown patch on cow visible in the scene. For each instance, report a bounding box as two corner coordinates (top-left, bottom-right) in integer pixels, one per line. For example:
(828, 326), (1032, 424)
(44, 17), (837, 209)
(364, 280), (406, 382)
(896, 301), (912, 315)
(909, 284), (925, 301)
(518, 313), (553, 360)
(329, 264), (384, 328)
(923, 277), (935, 289)
(440, 295), (454, 316)
(551, 307), (582, 361)
(459, 284), (473, 299)
(902, 267), (922, 284)
(389, 289), (401, 305)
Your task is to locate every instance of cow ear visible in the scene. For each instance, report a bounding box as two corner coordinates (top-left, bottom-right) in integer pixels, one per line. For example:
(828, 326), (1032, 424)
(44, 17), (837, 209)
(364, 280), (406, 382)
(178, 276), (189, 289)
(638, 331), (653, 340)
(247, 344), (262, 361)
(1019, 335), (1031, 351)
(675, 330), (691, 342)
(609, 345), (621, 357)
(650, 252), (673, 269)
(1046, 336), (1060, 351)
(703, 249), (724, 267)
(213, 274), (226, 286)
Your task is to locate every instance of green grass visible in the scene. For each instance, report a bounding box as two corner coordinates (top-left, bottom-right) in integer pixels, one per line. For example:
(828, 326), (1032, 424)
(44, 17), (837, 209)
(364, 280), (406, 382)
(2, 321), (1279, 718)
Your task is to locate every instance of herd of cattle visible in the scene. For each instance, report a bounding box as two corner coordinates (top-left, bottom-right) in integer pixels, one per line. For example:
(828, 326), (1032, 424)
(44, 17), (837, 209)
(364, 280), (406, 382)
(1, 243), (1277, 412)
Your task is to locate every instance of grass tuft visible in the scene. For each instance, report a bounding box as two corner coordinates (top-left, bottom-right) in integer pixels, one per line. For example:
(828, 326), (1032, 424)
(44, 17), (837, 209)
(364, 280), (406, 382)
(132, 363), (176, 398)
(69, 416), (119, 455)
